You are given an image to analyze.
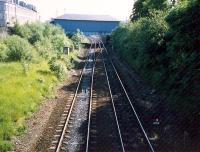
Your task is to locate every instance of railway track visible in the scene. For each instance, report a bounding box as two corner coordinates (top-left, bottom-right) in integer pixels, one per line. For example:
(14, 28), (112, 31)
(49, 41), (96, 152)
(49, 39), (155, 152)
(100, 41), (155, 152)
(86, 49), (123, 152)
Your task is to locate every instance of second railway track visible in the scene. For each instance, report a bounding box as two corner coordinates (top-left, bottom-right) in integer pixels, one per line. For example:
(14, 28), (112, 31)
(49, 39), (155, 152)
(100, 41), (155, 152)
(50, 42), (96, 152)
(86, 48), (123, 152)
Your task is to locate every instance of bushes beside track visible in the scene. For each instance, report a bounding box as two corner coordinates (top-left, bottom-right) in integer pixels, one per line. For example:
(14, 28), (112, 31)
(0, 22), (80, 151)
(111, 0), (200, 126)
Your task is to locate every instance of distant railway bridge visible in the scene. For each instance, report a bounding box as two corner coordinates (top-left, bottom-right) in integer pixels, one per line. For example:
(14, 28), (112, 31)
(51, 14), (120, 35)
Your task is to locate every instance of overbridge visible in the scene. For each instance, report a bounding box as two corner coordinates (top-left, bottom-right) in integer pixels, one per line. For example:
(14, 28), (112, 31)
(51, 14), (120, 35)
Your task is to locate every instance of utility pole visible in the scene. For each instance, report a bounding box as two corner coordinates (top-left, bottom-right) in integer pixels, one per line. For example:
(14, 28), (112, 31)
(15, 0), (17, 24)
(56, 9), (58, 17)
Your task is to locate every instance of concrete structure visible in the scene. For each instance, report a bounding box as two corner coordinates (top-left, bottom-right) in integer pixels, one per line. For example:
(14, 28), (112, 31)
(0, 0), (38, 28)
(51, 14), (120, 35)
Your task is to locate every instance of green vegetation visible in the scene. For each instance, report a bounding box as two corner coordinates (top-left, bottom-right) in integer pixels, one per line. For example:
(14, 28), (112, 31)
(0, 22), (78, 151)
(48, 57), (66, 80)
(111, 0), (199, 124)
(131, 0), (168, 20)
(71, 29), (85, 50)
(4, 35), (33, 61)
(0, 61), (57, 151)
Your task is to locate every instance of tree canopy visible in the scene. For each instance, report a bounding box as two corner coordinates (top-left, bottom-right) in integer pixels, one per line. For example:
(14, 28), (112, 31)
(131, 0), (169, 20)
(111, 0), (200, 131)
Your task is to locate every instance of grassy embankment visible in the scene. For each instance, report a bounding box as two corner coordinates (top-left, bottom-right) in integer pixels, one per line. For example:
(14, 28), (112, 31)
(0, 61), (57, 151)
(0, 61), (55, 144)
(0, 22), (83, 151)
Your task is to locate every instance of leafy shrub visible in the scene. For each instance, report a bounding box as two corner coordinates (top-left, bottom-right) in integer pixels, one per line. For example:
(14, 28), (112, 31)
(11, 22), (75, 61)
(0, 42), (8, 62)
(112, 0), (200, 124)
(131, 0), (169, 21)
(43, 23), (65, 38)
(11, 22), (44, 45)
(51, 34), (66, 53)
(71, 29), (83, 50)
(11, 23), (31, 40)
(0, 21), (78, 151)
(63, 53), (77, 70)
(112, 11), (168, 75)
(35, 38), (54, 59)
(48, 57), (66, 80)
(163, 0), (200, 113)
(64, 57), (73, 70)
(4, 35), (33, 61)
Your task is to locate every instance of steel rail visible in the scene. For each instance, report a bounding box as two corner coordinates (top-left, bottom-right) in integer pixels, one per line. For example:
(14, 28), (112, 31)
(99, 42), (126, 152)
(101, 41), (155, 152)
(85, 41), (96, 152)
(55, 42), (94, 152)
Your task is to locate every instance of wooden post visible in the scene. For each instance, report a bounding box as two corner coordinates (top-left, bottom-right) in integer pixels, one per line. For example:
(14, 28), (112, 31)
(67, 47), (70, 55)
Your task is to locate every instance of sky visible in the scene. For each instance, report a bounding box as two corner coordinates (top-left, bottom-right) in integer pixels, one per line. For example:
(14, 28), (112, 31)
(26, 0), (134, 21)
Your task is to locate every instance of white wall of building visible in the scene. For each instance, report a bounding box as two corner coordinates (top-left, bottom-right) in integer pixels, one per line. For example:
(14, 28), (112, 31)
(0, 0), (39, 27)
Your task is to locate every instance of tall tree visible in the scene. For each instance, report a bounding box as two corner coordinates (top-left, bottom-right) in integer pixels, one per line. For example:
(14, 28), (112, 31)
(131, 0), (168, 21)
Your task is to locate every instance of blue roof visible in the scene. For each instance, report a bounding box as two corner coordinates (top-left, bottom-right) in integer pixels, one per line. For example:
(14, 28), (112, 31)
(54, 14), (120, 22)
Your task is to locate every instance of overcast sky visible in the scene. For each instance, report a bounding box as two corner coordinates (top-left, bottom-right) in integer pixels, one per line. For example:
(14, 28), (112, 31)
(27, 0), (134, 21)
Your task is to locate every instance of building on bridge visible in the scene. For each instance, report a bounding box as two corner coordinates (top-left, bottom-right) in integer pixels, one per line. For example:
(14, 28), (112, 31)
(51, 14), (120, 35)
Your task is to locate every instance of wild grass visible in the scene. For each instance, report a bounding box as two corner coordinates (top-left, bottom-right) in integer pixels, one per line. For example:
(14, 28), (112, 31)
(0, 60), (57, 151)
(0, 22), (80, 152)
